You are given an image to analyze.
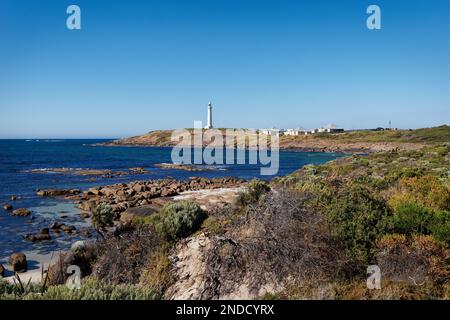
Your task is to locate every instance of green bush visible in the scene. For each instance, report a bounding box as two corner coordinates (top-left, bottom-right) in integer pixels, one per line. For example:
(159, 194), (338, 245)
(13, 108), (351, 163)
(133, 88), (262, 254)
(151, 201), (207, 241)
(324, 186), (391, 263)
(391, 202), (432, 234)
(429, 210), (450, 243)
(201, 216), (229, 235)
(0, 278), (43, 300)
(92, 202), (115, 238)
(390, 202), (450, 243)
(0, 277), (158, 300)
(140, 247), (175, 294)
(236, 179), (271, 206)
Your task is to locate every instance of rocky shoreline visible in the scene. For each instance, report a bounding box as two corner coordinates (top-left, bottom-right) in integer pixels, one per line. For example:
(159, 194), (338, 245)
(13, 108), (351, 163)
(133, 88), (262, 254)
(68, 176), (246, 215)
(98, 138), (426, 154)
(1, 176), (248, 282)
(95, 129), (428, 153)
(154, 163), (213, 171)
(23, 167), (149, 178)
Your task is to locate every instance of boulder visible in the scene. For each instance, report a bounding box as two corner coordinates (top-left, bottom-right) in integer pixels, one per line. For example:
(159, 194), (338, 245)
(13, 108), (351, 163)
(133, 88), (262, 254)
(132, 184), (146, 193)
(12, 208), (31, 217)
(37, 189), (81, 197)
(77, 200), (97, 212)
(24, 230), (51, 242)
(23, 234), (39, 242)
(8, 253), (27, 272)
(0, 264), (5, 277)
(161, 188), (178, 197)
(3, 204), (13, 211)
(60, 224), (76, 233)
(119, 204), (162, 225)
(87, 188), (102, 196)
(99, 187), (115, 197)
(80, 211), (91, 219)
(10, 195), (17, 201)
(50, 221), (61, 229)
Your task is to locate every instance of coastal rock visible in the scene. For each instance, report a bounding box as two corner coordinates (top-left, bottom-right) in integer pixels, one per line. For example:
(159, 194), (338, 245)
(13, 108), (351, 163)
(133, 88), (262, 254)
(0, 264), (4, 277)
(24, 233), (51, 242)
(77, 200), (97, 212)
(73, 177), (247, 217)
(37, 189), (81, 197)
(165, 233), (282, 300)
(129, 167), (147, 174)
(50, 221), (61, 229)
(87, 187), (102, 196)
(12, 208), (31, 217)
(80, 211), (91, 219)
(24, 228), (52, 242)
(60, 224), (76, 233)
(10, 195), (17, 201)
(3, 204), (13, 211)
(119, 202), (165, 225)
(155, 163), (211, 171)
(8, 253), (27, 273)
(50, 221), (76, 234)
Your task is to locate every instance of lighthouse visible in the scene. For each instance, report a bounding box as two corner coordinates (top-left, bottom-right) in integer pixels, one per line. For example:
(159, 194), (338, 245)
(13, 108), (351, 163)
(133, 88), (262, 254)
(205, 102), (213, 129)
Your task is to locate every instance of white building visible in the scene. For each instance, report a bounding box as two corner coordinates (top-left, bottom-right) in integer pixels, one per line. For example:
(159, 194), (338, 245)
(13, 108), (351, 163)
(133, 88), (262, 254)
(285, 127), (308, 136)
(260, 124), (344, 136)
(315, 124), (344, 134)
(260, 128), (283, 137)
(321, 124), (344, 133)
(205, 102), (213, 129)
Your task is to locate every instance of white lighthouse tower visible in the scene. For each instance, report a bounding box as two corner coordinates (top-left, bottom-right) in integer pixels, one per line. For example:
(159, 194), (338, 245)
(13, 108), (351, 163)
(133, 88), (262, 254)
(205, 102), (213, 129)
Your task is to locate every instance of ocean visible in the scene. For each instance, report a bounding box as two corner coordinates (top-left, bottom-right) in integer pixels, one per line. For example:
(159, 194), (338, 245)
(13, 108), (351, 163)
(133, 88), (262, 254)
(0, 139), (343, 264)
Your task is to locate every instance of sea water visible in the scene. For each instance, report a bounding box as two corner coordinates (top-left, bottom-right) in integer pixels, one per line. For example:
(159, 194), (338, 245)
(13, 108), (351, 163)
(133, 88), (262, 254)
(0, 139), (343, 264)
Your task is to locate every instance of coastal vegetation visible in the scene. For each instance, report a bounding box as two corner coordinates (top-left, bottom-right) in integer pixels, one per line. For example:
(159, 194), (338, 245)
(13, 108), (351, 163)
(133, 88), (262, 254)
(101, 125), (450, 153)
(314, 125), (450, 143)
(1, 128), (449, 300)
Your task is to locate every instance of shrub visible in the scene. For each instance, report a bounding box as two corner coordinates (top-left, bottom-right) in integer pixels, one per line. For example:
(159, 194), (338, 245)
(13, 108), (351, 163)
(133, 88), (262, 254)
(151, 201), (207, 241)
(200, 188), (348, 299)
(92, 227), (165, 284)
(201, 216), (229, 235)
(46, 242), (98, 286)
(428, 210), (450, 243)
(375, 234), (449, 285)
(389, 202), (450, 242)
(0, 277), (43, 300)
(14, 277), (158, 300)
(391, 202), (432, 235)
(92, 203), (115, 238)
(236, 179), (271, 206)
(140, 247), (175, 294)
(324, 186), (391, 263)
(389, 175), (450, 212)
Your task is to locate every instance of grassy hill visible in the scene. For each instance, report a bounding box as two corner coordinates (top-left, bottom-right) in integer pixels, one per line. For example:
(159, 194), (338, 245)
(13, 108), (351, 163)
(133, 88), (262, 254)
(103, 125), (450, 153)
(314, 125), (450, 143)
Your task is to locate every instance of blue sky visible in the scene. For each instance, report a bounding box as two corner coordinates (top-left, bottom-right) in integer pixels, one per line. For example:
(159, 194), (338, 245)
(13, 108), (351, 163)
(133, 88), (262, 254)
(0, 0), (449, 138)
